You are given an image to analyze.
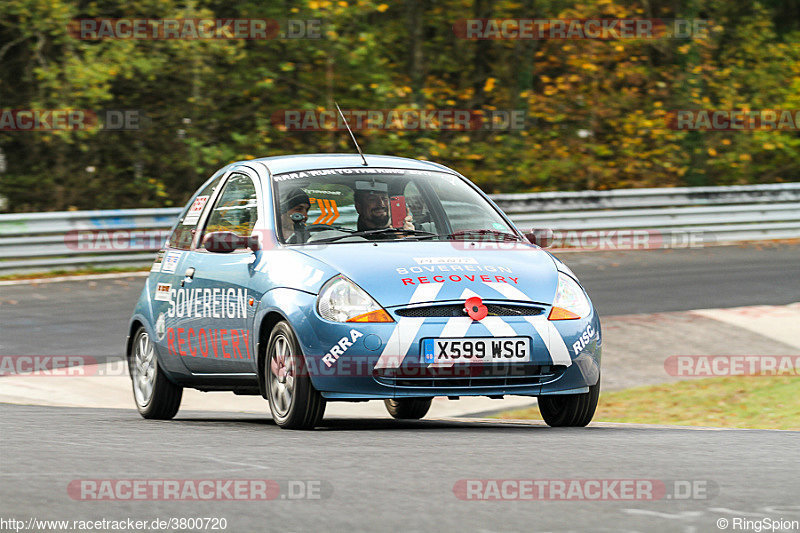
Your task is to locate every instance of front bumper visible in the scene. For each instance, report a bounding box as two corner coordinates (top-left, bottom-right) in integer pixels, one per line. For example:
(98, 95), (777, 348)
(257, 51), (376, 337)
(289, 294), (601, 400)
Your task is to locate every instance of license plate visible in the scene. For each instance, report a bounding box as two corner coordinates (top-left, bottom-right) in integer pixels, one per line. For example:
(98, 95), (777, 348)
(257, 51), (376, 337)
(421, 337), (531, 364)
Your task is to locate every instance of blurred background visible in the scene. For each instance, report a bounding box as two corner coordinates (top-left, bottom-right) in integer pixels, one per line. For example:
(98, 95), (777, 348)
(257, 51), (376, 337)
(2, 0), (800, 213)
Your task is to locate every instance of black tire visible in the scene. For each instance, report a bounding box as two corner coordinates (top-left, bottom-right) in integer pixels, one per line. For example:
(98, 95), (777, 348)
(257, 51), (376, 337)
(265, 321), (326, 429)
(538, 380), (600, 427)
(384, 398), (432, 420)
(129, 327), (182, 420)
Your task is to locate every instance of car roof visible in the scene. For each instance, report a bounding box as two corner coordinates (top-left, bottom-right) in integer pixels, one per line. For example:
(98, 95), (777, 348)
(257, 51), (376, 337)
(245, 153), (458, 176)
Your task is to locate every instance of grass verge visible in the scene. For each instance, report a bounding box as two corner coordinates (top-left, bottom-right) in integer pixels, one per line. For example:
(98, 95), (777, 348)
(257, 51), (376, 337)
(498, 375), (800, 430)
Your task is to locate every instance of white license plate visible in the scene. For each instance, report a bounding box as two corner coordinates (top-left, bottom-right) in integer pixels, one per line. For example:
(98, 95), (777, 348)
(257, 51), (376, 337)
(421, 337), (530, 364)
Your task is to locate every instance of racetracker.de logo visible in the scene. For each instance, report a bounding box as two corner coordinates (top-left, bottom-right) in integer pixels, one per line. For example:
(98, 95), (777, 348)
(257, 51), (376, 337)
(453, 19), (711, 39)
(449, 229), (710, 251)
(0, 355), (127, 377)
(530, 229), (710, 250)
(667, 109), (800, 130)
(664, 356), (800, 377)
(68, 18), (322, 40)
(65, 229), (170, 251)
(68, 479), (331, 500)
(272, 109), (525, 131)
(0, 109), (144, 131)
(453, 479), (718, 501)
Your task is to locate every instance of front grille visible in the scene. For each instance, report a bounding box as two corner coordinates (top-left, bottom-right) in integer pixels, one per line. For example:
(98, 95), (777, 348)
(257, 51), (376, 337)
(395, 303), (545, 318)
(374, 364), (566, 388)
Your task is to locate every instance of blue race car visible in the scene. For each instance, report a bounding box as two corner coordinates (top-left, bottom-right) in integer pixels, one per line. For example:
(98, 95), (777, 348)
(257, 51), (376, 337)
(127, 154), (601, 429)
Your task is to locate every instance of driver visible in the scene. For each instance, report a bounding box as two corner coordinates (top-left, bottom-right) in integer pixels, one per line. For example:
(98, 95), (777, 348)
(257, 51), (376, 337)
(279, 187), (311, 242)
(354, 183), (414, 233)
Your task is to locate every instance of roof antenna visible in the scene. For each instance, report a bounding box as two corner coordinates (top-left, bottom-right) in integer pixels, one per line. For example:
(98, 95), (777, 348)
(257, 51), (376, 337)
(335, 101), (368, 166)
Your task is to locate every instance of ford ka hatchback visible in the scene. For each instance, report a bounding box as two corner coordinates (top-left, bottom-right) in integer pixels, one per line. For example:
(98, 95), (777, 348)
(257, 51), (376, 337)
(127, 154), (601, 429)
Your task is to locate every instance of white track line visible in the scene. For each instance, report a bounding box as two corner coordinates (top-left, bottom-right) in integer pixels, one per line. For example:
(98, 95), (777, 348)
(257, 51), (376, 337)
(0, 271), (149, 286)
(438, 418), (799, 431)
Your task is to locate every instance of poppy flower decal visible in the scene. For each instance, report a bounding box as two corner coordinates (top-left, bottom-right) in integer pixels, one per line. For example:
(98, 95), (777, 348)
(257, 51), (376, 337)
(464, 296), (488, 321)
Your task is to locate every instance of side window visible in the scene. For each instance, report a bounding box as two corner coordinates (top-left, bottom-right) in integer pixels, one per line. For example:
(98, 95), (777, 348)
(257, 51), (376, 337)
(167, 174), (223, 250)
(203, 174), (259, 238)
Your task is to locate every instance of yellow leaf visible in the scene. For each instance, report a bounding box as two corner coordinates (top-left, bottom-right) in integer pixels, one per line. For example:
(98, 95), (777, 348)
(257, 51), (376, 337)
(376, 3), (389, 12)
(707, 148), (717, 157)
(483, 78), (496, 93)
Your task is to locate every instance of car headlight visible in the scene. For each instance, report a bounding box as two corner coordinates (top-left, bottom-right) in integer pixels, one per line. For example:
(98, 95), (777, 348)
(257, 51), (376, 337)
(548, 272), (591, 320)
(317, 275), (393, 323)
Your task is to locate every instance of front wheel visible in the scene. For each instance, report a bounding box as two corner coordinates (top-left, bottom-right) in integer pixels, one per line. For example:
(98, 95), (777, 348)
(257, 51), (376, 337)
(129, 327), (182, 419)
(538, 381), (600, 427)
(384, 398), (432, 420)
(265, 321), (326, 429)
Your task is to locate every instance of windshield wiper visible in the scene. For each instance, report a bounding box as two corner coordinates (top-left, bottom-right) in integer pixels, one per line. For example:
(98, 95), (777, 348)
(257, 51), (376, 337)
(312, 227), (437, 243)
(439, 229), (523, 241)
(306, 224), (357, 233)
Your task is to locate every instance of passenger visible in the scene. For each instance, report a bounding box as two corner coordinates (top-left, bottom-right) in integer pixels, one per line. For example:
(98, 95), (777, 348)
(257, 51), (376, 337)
(279, 188), (311, 242)
(353, 187), (414, 233)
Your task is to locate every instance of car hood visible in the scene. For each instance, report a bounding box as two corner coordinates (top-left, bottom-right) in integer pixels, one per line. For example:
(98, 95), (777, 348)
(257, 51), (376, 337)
(293, 241), (559, 307)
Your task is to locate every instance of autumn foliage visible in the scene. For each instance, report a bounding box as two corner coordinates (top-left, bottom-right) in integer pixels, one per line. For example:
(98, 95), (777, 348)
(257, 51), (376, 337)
(1, 0), (799, 211)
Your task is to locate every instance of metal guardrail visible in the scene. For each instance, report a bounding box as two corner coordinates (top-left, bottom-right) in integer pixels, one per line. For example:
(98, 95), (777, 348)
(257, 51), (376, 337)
(0, 208), (181, 274)
(0, 183), (798, 274)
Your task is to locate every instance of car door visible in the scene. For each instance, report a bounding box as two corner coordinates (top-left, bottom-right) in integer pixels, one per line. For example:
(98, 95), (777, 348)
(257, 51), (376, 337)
(151, 170), (226, 372)
(175, 168), (262, 374)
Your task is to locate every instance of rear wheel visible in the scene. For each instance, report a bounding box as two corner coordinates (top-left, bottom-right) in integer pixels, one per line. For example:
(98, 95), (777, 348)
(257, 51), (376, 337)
(384, 398), (432, 420)
(538, 380), (600, 427)
(129, 327), (182, 420)
(265, 321), (326, 429)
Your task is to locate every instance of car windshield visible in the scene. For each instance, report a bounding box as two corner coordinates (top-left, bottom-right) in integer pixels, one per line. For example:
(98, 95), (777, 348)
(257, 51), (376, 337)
(272, 168), (520, 244)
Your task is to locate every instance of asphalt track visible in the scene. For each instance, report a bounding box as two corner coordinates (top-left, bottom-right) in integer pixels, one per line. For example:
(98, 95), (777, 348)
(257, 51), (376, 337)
(1, 242), (798, 362)
(1, 404), (798, 532)
(564, 242), (800, 314)
(1, 243), (799, 532)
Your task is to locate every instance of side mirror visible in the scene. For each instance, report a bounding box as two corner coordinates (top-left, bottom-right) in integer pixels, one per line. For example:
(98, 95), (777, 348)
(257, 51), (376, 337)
(525, 228), (554, 248)
(244, 234), (261, 252)
(203, 231), (261, 253)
